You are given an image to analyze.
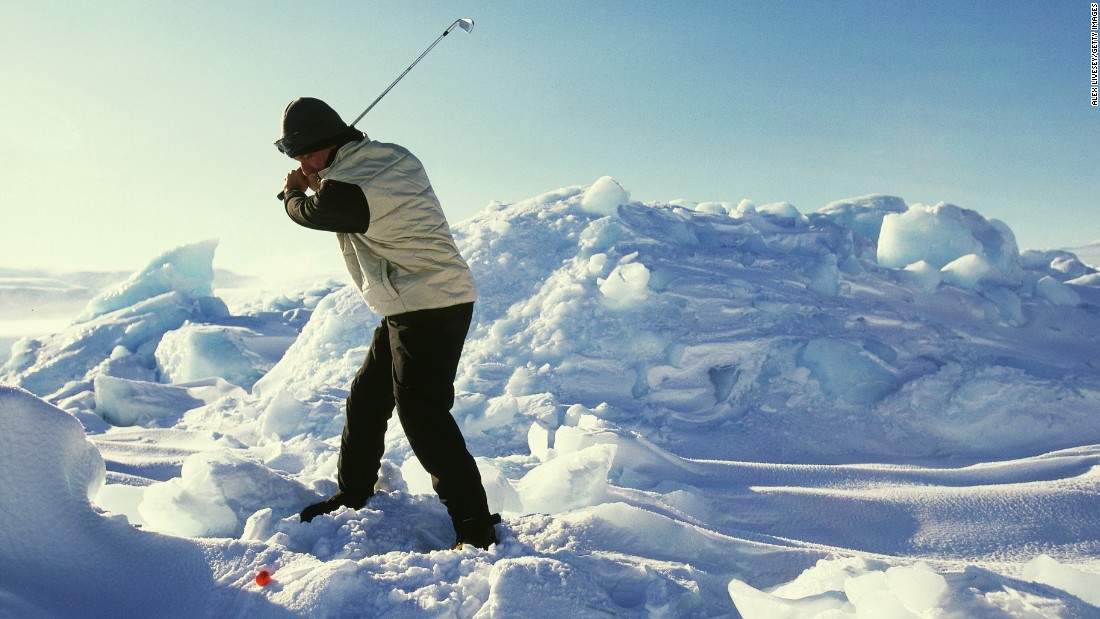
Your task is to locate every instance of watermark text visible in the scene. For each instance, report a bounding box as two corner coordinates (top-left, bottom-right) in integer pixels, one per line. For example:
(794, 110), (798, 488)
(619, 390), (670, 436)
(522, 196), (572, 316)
(1092, 3), (1098, 106)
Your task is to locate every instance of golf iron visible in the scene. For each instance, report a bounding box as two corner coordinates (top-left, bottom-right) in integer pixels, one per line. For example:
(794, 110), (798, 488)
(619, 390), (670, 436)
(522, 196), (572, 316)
(276, 18), (473, 201)
(349, 18), (475, 127)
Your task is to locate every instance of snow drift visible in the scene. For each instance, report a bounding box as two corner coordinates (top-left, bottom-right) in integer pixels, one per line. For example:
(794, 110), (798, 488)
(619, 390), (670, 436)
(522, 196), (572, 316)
(3, 181), (1100, 617)
(0, 386), (213, 618)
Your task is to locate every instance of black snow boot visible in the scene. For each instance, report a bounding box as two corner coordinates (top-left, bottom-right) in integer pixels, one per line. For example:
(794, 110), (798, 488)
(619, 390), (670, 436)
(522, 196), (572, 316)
(454, 513), (502, 550)
(299, 491), (371, 523)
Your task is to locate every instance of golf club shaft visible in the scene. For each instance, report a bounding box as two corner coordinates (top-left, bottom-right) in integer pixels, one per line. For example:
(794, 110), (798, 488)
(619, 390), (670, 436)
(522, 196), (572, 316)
(349, 19), (469, 127)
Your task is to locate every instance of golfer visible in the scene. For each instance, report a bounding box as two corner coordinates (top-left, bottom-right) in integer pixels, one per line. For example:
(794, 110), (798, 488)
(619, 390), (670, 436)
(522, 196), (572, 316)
(276, 97), (499, 550)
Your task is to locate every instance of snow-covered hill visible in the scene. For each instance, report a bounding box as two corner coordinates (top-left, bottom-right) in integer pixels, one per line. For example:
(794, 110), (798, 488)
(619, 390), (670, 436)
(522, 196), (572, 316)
(3, 178), (1100, 617)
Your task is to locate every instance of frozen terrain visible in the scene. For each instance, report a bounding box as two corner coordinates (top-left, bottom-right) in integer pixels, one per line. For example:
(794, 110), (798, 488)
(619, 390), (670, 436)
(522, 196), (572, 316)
(3, 178), (1100, 618)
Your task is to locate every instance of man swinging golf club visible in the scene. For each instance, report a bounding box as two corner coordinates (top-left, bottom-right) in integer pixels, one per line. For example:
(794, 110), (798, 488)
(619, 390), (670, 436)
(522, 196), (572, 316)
(275, 96), (499, 550)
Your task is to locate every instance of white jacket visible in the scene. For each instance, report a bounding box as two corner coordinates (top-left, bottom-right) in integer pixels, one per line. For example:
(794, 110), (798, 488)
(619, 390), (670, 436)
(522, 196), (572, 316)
(321, 139), (477, 317)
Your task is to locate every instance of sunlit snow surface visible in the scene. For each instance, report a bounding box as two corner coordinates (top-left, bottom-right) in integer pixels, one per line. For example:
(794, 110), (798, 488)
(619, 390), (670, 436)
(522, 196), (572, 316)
(3, 182), (1100, 618)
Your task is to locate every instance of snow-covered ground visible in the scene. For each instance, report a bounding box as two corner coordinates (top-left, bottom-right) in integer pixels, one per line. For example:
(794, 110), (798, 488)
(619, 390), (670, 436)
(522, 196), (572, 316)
(3, 178), (1100, 618)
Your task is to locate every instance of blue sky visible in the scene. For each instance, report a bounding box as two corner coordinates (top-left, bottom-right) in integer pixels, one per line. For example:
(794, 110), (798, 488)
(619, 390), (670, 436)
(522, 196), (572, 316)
(2, 1), (1096, 281)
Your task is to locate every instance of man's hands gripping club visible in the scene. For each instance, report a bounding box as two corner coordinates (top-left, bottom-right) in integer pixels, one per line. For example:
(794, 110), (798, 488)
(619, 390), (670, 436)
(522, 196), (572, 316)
(279, 150), (326, 201)
(284, 168), (320, 195)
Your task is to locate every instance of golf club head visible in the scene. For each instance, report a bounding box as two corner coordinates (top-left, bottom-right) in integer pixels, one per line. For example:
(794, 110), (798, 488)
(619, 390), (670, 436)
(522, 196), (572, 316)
(458, 18), (474, 33)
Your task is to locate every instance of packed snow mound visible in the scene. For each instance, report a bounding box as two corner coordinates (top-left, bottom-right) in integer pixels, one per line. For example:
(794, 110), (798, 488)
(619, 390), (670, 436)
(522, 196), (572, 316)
(251, 284), (375, 441)
(450, 189), (1100, 462)
(0, 387), (213, 617)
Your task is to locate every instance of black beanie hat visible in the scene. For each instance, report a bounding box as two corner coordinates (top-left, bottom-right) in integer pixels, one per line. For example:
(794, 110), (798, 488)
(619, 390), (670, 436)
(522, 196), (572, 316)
(275, 97), (354, 157)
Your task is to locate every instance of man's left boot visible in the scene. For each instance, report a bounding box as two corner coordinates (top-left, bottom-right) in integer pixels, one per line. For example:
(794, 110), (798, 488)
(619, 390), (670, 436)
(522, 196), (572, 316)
(453, 513), (502, 550)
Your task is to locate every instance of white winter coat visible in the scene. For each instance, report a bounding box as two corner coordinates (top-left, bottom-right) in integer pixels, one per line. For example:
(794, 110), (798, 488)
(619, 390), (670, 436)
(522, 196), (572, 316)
(320, 139), (478, 317)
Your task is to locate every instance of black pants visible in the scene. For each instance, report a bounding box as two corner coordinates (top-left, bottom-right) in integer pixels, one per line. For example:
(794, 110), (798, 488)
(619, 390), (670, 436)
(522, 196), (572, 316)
(337, 302), (489, 525)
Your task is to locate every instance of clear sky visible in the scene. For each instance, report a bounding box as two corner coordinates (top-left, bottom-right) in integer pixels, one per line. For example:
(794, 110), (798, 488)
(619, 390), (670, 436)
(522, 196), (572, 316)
(2, 1), (1097, 282)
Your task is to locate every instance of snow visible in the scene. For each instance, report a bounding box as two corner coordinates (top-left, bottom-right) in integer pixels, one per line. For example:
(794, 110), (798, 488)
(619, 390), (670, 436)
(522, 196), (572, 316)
(0, 386), (213, 618)
(1022, 554), (1100, 607)
(941, 253), (995, 289)
(580, 175), (630, 216)
(598, 259), (651, 309)
(878, 202), (1021, 281)
(155, 323), (278, 389)
(3, 177), (1100, 617)
(1036, 275), (1082, 307)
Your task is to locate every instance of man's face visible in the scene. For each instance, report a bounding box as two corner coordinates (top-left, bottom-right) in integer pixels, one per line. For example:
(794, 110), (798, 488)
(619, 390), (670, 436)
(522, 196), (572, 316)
(293, 148), (329, 176)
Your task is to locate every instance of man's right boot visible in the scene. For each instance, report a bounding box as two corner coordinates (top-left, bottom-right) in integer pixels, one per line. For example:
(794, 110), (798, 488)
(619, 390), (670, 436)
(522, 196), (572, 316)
(299, 491), (371, 523)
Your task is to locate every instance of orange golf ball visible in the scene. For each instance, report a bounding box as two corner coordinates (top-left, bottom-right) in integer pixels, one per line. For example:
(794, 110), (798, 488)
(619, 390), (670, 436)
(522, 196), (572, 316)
(255, 570), (272, 587)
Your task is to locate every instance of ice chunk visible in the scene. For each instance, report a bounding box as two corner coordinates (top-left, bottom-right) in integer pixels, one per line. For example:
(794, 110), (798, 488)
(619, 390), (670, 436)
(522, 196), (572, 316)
(252, 285), (373, 404)
(517, 443), (616, 513)
(77, 239), (219, 323)
(740, 559), (947, 619)
(879, 204), (982, 268)
(727, 579), (850, 618)
(93, 374), (203, 427)
(695, 201), (738, 215)
(400, 454), (434, 495)
(581, 176), (630, 216)
(138, 450), (316, 537)
(1019, 248), (1097, 287)
(878, 203), (1019, 279)
(843, 570), (928, 617)
(1035, 275), (1081, 306)
(1067, 272), (1100, 288)
(259, 388), (311, 439)
(476, 457), (524, 514)
(807, 254), (839, 296)
(884, 562), (948, 613)
(400, 455), (521, 514)
(528, 421), (552, 460)
(941, 253), (993, 289)
(758, 201), (802, 222)
(843, 567), (889, 607)
(898, 260), (942, 292)
(1022, 554), (1100, 606)
(818, 194), (908, 244)
(770, 556), (876, 599)
(465, 393), (520, 434)
(798, 339), (897, 405)
(982, 285), (1025, 324)
(155, 323), (272, 389)
(598, 261), (651, 309)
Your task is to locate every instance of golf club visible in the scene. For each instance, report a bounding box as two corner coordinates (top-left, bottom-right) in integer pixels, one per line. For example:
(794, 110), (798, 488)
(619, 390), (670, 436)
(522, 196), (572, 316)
(349, 17), (475, 127)
(277, 18), (474, 200)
